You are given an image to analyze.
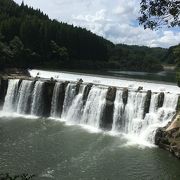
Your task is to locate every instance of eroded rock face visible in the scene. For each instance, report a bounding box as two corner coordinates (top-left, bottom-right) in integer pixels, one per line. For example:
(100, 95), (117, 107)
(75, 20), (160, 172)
(100, 87), (116, 130)
(57, 82), (67, 117)
(155, 113), (180, 159)
(122, 88), (128, 105)
(0, 78), (8, 108)
(176, 96), (180, 111)
(157, 92), (164, 108)
(83, 83), (93, 104)
(143, 90), (152, 118)
(42, 81), (56, 117)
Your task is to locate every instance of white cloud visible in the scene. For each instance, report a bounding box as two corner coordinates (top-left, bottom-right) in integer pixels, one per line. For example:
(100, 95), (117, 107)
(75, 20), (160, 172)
(14, 0), (180, 48)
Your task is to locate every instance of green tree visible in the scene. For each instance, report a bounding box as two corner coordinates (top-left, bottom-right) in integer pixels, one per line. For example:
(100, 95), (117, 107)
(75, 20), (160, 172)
(174, 45), (180, 86)
(139, 0), (180, 29)
(139, 0), (180, 86)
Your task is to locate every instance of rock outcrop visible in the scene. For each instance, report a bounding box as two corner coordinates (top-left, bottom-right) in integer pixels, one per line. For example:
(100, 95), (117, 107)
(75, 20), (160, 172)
(0, 78), (8, 108)
(143, 90), (152, 118)
(101, 87), (116, 130)
(157, 92), (164, 108)
(122, 88), (128, 105)
(43, 81), (56, 117)
(155, 96), (180, 159)
(82, 83), (93, 105)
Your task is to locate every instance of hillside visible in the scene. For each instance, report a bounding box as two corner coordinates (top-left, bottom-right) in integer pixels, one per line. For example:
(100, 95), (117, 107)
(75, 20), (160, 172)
(108, 44), (166, 72)
(0, 0), (170, 72)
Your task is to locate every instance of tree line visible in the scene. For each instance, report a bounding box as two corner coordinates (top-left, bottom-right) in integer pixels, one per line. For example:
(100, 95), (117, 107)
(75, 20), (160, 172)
(0, 0), (177, 73)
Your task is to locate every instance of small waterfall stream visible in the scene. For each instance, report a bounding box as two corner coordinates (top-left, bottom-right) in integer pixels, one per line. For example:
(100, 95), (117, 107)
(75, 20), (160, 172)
(61, 83), (77, 118)
(50, 82), (63, 118)
(3, 79), (19, 112)
(80, 86), (107, 128)
(65, 85), (86, 124)
(30, 81), (45, 116)
(16, 80), (34, 114)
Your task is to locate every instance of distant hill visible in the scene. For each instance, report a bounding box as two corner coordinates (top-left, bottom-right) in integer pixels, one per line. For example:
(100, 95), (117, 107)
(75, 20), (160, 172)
(0, 0), (172, 72)
(108, 44), (166, 72)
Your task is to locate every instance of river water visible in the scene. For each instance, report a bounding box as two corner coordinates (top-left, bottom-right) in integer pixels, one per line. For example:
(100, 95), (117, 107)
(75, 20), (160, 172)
(0, 117), (180, 180)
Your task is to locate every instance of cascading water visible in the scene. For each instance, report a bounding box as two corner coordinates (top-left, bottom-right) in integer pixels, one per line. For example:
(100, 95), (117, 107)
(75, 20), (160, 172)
(1, 78), (179, 145)
(30, 81), (45, 116)
(80, 86), (107, 128)
(139, 93), (179, 142)
(50, 82), (63, 118)
(61, 83), (77, 118)
(111, 90), (179, 143)
(16, 80), (34, 114)
(65, 85), (86, 123)
(3, 79), (19, 112)
(112, 90), (124, 131)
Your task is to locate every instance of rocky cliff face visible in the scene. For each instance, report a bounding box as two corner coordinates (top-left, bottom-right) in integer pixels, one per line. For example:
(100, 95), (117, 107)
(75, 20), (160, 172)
(155, 96), (180, 159)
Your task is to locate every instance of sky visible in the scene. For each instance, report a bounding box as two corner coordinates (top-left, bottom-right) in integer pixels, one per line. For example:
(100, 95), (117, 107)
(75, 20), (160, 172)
(14, 0), (180, 48)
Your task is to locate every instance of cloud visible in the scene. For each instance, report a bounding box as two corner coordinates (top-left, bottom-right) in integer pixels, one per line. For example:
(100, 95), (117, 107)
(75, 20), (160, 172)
(14, 0), (180, 48)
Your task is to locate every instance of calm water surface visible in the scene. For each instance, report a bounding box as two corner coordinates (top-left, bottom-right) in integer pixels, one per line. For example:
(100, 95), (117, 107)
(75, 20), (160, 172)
(0, 117), (180, 180)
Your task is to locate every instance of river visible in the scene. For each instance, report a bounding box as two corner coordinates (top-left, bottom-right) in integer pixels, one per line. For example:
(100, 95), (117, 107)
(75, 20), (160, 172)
(0, 117), (180, 180)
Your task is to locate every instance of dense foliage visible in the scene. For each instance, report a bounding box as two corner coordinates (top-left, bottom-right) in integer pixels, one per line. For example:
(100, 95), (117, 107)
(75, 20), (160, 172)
(174, 45), (180, 86)
(108, 44), (165, 72)
(0, 0), (171, 72)
(0, 0), (112, 70)
(139, 0), (180, 29)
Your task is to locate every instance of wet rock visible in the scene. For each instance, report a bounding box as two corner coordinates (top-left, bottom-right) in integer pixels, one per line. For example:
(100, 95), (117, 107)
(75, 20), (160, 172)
(155, 119), (180, 159)
(137, 86), (143, 91)
(42, 81), (55, 117)
(82, 83), (93, 104)
(176, 96), (180, 111)
(75, 81), (83, 95)
(157, 92), (164, 108)
(57, 82), (67, 117)
(122, 88), (128, 105)
(0, 78), (8, 108)
(100, 87), (116, 130)
(143, 90), (151, 118)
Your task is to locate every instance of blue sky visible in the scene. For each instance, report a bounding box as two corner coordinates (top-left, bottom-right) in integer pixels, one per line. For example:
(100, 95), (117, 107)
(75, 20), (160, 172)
(14, 0), (180, 48)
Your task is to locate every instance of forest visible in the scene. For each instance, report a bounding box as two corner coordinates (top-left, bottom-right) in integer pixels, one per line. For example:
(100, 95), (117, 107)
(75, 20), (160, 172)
(0, 0), (178, 72)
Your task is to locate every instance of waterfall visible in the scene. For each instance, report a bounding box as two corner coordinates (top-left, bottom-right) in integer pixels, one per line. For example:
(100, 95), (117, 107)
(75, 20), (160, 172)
(50, 82), (63, 118)
(124, 91), (147, 134)
(112, 91), (147, 134)
(61, 83), (77, 118)
(16, 80), (34, 114)
(140, 93), (179, 142)
(65, 85), (86, 123)
(1, 78), (179, 145)
(112, 90), (124, 131)
(80, 86), (107, 128)
(3, 79), (19, 112)
(30, 81), (45, 116)
(112, 90), (179, 143)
